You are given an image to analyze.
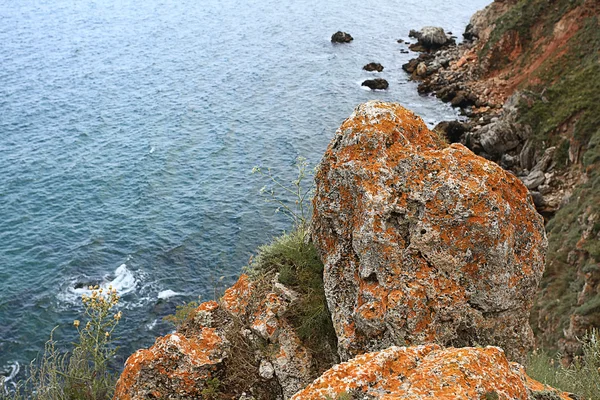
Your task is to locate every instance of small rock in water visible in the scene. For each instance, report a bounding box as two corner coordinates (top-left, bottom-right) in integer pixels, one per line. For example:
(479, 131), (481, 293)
(361, 78), (388, 90)
(363, 62), (384, 72)
(331, 31), (353, 43)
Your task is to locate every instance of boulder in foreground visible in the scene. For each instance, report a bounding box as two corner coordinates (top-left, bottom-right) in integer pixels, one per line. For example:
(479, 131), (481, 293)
(312, 101), (546, 363)
(114, 274), (320, 399)
(292, 344), (571, 399)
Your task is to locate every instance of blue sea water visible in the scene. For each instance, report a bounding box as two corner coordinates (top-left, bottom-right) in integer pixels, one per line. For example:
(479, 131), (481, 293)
(0, 0), (490, 383)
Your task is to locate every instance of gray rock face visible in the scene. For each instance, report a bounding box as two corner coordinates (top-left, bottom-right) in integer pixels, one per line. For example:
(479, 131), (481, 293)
(411, 26), (453, 50)
(312, 101), (547, 364)
(522, 170), (546, 190)
(478, 119), (522, 154)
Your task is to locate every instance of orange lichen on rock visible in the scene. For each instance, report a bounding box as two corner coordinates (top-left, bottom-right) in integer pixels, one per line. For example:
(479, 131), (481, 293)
(251, 292), (285, 340)
(291, 345), (571, 400)
(220, 273), (253, 316)
(114, 269), (315, 399)
(114, 329), (228, 400)
(312, 101), (546, 363)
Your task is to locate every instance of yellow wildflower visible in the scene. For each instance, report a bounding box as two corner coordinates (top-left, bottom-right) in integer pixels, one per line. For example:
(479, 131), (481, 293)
(73, 320), (80, 327)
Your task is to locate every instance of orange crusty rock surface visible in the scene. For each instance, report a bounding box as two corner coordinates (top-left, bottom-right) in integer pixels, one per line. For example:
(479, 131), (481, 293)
(114, 273), (315, 399)
(291, 344), (571, 400)
(311, 101), (546, 363)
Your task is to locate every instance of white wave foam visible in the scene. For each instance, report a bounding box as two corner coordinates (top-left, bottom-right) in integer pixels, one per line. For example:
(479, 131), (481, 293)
(146, 319), (158, 330)
(1, 361), (19, 393)
(149, 146), (155, 154)
(110, 264), (137, 295)
(59, 263), (138, 306)
(157, 289), (181, 300)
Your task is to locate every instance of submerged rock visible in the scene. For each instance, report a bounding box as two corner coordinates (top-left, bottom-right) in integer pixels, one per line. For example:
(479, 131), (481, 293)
(331, 31), (353, 43)
(361, 78), (388, 90)
(312, 101), (546, 363)
(291, 345), (571, 399)
(362, 62), (384, 72)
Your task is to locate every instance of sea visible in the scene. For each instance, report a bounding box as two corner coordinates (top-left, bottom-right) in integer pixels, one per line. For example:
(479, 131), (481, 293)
(0, 0), (490, 385)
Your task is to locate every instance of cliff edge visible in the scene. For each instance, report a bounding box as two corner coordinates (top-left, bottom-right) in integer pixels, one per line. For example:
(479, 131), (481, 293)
(114, 102), (568, 399)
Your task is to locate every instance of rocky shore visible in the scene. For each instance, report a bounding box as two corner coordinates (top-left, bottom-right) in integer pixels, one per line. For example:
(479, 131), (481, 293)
(113, 102), (570, 399)
(111, 0), (599, 398)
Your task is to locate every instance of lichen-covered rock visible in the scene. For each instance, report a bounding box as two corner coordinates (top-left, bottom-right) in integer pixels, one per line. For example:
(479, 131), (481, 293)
(291, 345), (571, 400)
(114, 274), (315, 399)
(312, 101), (546, 363)
(114, 330), (228, 399)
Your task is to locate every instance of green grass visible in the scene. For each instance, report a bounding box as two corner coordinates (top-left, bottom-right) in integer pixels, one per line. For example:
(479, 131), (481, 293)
(249, 228), (338, 373)
(527, 330), (600, 400)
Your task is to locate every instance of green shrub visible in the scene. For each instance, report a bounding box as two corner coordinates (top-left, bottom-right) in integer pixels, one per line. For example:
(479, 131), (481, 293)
(528, 329), (600, 400)
(249, 227), (338, 373)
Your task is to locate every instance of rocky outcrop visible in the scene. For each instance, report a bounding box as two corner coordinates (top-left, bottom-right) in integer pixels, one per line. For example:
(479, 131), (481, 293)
(408, 26), (455, 51)
(312, 101), (546, 364)
(331, 31), (353, 43)
(362, 62), (384, 72)
(114, 101), (576, 399)
(292, 345), (571, 400)
(114, 274), (317, 399)
(361, 78), (388, 90)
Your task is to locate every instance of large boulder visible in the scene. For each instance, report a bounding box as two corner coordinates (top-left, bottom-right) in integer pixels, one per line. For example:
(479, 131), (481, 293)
(291, 345), (571, 399)
(311, 101), (546, 363)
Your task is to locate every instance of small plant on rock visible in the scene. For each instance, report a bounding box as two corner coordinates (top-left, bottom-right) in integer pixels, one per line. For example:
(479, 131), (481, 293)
(252, 156), (314, 233)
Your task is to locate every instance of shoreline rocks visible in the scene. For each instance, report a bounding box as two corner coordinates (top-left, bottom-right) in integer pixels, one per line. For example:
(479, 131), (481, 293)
(408, 26), (455, 51)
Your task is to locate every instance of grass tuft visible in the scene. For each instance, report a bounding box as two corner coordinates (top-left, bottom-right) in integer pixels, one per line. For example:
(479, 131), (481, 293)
(528, 329), (600, 400)
(250, 227), (338, 373)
